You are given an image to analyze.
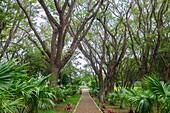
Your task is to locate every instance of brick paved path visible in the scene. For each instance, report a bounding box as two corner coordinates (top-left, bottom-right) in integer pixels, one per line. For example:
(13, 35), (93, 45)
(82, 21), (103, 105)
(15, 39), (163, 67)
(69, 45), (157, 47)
(74, 87), (102, 113)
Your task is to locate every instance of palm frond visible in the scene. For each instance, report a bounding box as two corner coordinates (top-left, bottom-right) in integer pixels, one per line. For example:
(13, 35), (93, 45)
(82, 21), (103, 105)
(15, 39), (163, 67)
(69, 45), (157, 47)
(145, 75), (168, 98)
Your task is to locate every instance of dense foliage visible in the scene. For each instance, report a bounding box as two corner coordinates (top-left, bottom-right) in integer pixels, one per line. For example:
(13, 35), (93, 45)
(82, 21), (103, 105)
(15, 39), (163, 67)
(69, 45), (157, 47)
(0, 60), (55, 113)
(0, 60), (81, 113)
(0, 0), (169, 112)
(105, 75), (170, 113)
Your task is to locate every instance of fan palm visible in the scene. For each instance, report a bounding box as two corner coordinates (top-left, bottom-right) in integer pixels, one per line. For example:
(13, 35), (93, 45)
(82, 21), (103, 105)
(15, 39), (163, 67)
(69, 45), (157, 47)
(107, 89), (125, 108)
(0, 60), (27, 85)
(26, 75), (55, 112)
(125, 88), (155, 113)
(144, 75), (170, 113)
(125, 75), (170, 113)
(0, 60), (28, 113)
(0, 60), (55, 113)
(107, 92), (118, 105)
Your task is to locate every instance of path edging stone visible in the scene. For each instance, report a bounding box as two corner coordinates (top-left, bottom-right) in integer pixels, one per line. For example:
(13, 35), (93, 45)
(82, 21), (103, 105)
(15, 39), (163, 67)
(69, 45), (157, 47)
(88, 89), (103, 113)
(73, 93), (82, 113)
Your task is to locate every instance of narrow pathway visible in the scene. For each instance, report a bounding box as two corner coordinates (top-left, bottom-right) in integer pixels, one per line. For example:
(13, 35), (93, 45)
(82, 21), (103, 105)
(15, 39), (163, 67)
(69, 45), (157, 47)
(74, 87), (102, 113)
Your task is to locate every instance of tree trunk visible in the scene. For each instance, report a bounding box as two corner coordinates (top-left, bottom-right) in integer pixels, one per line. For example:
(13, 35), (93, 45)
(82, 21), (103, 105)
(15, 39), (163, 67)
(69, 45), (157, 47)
(106, 68), (116, 93)
(59, 73), (63, 85)
(50, 64), (60, 85)
(106, 76), (115, 93)
(165, 68), (170, 83)
(98, 75), (105, 103)
(93, 74), (99, 88)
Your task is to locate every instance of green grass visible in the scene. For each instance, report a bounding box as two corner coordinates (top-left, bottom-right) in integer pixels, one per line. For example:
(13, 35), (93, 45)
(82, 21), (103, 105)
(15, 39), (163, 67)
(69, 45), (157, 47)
(38, 93), (81, 113)
(56, 93), (81, 113)
(38, 109), (55, 113)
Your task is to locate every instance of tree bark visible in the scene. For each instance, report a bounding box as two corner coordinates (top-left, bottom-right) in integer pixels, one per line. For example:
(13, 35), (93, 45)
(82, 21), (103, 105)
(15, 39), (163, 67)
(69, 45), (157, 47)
(105, 67), (117, 93)
(98, 74), (105, 103)
(50, 64), (60, 85)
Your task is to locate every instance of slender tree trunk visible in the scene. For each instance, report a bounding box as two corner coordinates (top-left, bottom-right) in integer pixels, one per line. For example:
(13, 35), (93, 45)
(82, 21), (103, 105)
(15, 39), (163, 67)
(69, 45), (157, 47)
(60, 73), (63, 85)
(165, 69), (170, 83)
(93, 74), (99, 88)
(95, 78), (99, 88)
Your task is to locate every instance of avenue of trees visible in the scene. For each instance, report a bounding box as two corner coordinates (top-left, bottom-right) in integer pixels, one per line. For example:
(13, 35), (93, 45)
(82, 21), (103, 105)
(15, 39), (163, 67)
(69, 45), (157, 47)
(0, 0), (169, 113)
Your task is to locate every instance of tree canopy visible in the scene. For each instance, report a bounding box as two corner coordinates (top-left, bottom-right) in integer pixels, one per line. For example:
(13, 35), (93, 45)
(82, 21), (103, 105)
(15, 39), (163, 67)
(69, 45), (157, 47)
(0, 0), (169, 104)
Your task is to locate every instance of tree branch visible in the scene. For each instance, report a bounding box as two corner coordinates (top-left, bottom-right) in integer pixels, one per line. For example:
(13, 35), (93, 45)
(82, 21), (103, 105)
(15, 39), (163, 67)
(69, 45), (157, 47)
(38, 0), (61, 29)
(16, 0), (51, 58)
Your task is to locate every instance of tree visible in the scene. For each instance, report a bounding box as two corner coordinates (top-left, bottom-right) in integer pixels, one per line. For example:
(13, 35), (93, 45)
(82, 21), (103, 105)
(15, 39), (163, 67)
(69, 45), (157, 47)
(58, 59), (80, 85)
(16, 0), (103, 85)
(79, 0), (131, 102)
(117, 57), (139, 88)
(155, 36), (170, 83)
(0, 0), (24, 60)
(126, 0), (169, 78)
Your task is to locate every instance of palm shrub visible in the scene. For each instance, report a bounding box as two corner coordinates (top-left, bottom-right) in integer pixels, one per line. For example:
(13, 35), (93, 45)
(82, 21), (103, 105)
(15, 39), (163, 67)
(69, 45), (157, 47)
(125, 88), (155, 113)
(26, 75), (55, 113)
(55, 84), (79, 103)
(107, 92), (117, 105)
(55, 85), (68, 103)
(0, 60), (27, 85)
(0, 60), (28, 113)
(144, 75), (170, 113)
(65, 84), (78, 95)
(125, 75), (170, 113)
(0, 60), (55, 113)
(117, 89), (125, 109)
(71, 85), (78, 95)
(38, 85), (56, 110)
(89, 88), (99, 98)
(0, 84), (25, 113)
(106, 89), (125, 108)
